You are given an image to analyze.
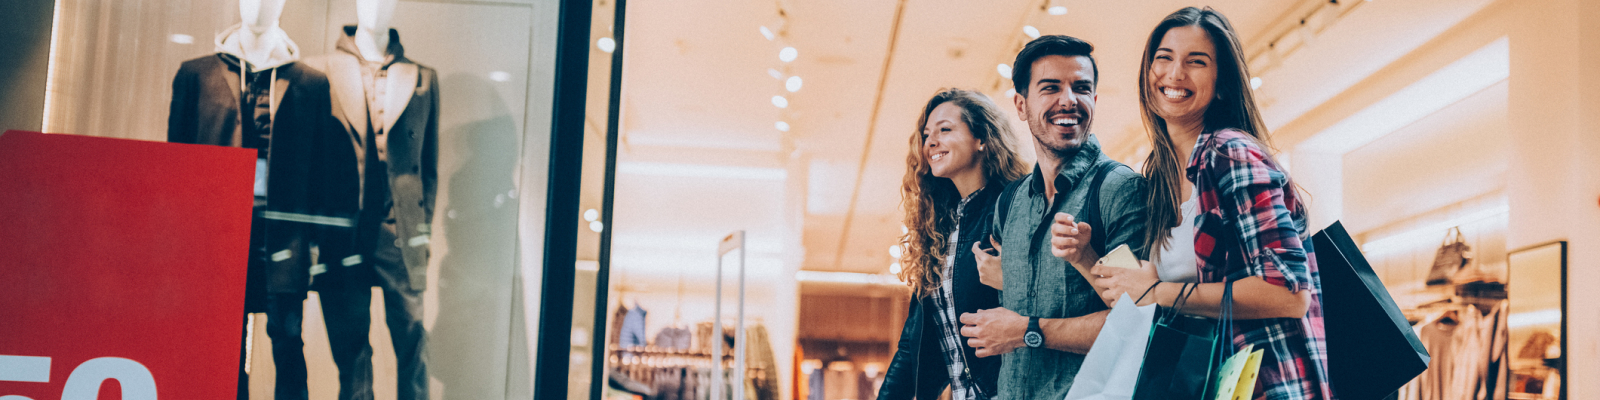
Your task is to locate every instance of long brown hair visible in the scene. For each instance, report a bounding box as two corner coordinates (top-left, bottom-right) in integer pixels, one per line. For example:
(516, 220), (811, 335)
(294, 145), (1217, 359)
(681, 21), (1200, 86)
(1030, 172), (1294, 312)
(898, 89), (1029, 297)
(1138, 7), (1299, 254)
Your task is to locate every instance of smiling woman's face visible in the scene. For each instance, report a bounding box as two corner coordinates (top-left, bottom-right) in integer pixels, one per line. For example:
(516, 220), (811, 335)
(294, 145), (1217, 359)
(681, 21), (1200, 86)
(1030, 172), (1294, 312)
(1148, 25), (1218, 125)
(922, 102), (982, 179)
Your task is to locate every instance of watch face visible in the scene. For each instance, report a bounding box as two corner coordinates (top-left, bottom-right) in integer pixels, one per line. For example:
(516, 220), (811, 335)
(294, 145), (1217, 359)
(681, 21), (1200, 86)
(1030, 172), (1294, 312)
(1024, 331), (1043, 348)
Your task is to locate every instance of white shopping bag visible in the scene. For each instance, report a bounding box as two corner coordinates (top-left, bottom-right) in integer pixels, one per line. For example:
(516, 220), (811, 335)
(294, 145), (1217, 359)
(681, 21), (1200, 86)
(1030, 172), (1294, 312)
(1064, 293), (1158, 400)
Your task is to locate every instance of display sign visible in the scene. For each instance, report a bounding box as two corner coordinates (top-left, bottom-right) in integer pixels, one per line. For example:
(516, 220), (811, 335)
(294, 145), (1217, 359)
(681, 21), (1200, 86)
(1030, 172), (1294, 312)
(0, 131), (256, 399)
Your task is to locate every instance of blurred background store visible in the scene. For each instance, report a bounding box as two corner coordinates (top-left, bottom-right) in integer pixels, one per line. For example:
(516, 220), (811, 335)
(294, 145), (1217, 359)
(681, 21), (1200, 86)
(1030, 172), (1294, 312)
(586, 0), (1595, 399)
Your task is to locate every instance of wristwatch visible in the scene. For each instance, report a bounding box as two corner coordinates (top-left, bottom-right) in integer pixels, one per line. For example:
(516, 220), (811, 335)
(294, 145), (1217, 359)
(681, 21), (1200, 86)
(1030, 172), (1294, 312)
(1024, 317), (1044, 348)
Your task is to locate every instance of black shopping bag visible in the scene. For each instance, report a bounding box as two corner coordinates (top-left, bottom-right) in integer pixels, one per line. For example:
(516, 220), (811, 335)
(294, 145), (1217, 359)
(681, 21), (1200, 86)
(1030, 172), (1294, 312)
(1314, 222), (1430, 399)
(1133, 281), (1237, 400)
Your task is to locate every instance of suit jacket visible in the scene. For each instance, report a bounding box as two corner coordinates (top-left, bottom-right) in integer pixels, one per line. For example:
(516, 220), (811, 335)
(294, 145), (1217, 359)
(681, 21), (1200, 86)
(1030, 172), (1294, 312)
(167, 53), (333, 295)
(878, 183), (1006, 400)
(303, 27), (440, 291)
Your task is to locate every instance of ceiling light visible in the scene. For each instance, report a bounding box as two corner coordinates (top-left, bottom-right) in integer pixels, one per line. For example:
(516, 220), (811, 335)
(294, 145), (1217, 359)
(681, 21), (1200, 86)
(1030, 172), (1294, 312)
(888, 245), (902, 258)
(1023, 25), (1041, 39)
(169, 34), (194, 44)
(1005, 88), (1017, 98)
(901, 225), (908, 234)
(768, 68), (783, 79)
(786, 76), (803, 92)
(488, 71), (511, 82)
(997, 64), (1012, 79)
(1048, 6), (1068, 15)
(583, 208), (599, 222)
(588, 221), (604, 233)
(772, 95), (789, 108)
(779, 47), (798, 62)
(1250, 77), (1263, 90)
(596, 37), (616, 53)
(775, 121), (790, 132)
(760, 25), (775, 41)
(889, 262), (902, 274)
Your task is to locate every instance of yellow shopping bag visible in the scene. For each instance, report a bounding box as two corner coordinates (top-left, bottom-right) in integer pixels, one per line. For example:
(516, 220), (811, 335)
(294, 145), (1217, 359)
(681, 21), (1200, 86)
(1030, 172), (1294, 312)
(1211, 345), (1266, 400)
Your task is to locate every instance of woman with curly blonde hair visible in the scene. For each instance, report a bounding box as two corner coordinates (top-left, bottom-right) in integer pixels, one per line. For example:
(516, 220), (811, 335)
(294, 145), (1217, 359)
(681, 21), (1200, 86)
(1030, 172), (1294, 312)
(878, 88), (1028, 400)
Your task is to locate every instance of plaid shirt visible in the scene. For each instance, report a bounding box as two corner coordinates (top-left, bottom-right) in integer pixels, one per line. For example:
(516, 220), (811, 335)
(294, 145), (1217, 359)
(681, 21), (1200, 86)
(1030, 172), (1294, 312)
(931, 195), (980, 399)
(1188, 129), (1333, 400)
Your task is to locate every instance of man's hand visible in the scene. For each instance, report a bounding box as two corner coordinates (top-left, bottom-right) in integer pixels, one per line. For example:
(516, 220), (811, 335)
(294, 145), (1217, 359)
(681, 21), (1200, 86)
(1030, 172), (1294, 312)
(972, 236), (1003, 290)
(959, 307), (1027, 358)
(1049, 213), (1095, 266)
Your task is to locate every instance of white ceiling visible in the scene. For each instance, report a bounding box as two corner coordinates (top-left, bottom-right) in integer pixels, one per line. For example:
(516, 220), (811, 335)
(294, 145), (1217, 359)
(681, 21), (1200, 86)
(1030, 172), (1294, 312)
(607, 0), (1500, 280)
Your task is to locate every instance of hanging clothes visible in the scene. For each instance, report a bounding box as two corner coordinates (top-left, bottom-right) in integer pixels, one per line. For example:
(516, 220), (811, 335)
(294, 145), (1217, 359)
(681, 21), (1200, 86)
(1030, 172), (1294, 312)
(1398, 300), (1508, 400)
(621, 303), (649, 348)
(655, 326), (694, 351)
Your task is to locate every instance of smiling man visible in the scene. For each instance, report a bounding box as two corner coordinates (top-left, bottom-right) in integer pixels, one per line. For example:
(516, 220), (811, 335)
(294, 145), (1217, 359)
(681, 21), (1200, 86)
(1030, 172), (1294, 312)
(957, 35), (1149, 399)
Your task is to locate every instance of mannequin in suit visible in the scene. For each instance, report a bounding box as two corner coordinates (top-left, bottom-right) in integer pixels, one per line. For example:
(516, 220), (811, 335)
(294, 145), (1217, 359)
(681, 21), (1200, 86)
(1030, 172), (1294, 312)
(166, 0), (332, 399)
(303, 0), (439, 398)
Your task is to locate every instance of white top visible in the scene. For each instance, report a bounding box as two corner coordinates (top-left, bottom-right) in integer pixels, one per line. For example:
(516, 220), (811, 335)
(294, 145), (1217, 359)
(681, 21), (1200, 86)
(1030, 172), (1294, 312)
(1156, 186), (1199, 283)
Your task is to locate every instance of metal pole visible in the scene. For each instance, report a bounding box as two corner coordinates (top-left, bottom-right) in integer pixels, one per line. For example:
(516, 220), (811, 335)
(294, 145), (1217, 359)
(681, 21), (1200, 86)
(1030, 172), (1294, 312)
(711, 242), (724, 400)
(734, 231), (747, 400)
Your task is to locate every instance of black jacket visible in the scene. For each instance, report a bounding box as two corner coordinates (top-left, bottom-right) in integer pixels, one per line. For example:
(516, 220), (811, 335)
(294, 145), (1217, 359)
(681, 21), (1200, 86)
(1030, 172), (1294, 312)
(301, 27), (440, 291)
(167, 53), (337, 296)
(878, 183), (1006, 400)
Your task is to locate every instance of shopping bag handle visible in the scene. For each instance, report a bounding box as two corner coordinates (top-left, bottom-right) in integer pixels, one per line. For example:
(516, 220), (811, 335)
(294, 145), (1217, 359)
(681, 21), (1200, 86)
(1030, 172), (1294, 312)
(1214, 279), (1237, 365)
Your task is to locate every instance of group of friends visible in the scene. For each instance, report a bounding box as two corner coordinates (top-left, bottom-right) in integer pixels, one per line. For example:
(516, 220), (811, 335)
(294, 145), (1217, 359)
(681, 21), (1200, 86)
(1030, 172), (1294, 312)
(877, 7), (1331, 400)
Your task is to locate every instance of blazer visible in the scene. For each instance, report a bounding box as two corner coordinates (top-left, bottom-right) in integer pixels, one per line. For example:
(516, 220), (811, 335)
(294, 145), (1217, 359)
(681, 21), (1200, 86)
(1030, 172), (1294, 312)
(302, 27), (440, 291)
(167, 53), (334, 295)
(878, 183), (1006, 400)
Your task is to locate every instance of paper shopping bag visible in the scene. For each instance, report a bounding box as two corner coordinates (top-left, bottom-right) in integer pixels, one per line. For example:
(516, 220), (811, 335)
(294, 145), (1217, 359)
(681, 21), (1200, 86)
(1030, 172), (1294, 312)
(1064, 293), (1158, 400)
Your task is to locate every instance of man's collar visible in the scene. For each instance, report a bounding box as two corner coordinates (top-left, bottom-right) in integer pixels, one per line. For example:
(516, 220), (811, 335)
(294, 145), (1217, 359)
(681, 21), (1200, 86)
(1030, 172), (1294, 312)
(1028, 135), (1102, 196)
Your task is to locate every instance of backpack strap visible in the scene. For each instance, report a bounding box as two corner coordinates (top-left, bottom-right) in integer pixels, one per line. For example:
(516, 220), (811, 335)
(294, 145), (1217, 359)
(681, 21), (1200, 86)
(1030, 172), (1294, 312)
(991, 177), (1027, 246)
(1082, 160), (1123, 257)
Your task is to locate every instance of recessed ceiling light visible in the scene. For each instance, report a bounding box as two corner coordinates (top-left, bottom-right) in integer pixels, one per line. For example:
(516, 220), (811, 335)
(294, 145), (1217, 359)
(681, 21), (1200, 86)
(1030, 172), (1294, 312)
(786, 76), (803, 92)
(583, 208), (599, 222)
(1023, 25), (1041, 39)
(1006, 88), (1017, 98)
(169, 34), (194, 44)
(1250, 76), (1263, 90)
(997, 63), (1012, 79)
(889, 262), (902, 274)
(772, 95), (789, 108)
(768, 68), (783, 79)
(775, 121), (790, 132)
(488, 71), (511, 82)
(779, 47), (798, 62)
(1048, 6), (1068, 15)
(901, 225), (908, 234)
(760, 25), (775, 41)
(588, 221), (604, 233)
(888, 245), (902, 258)
(596, 37), (616, 53)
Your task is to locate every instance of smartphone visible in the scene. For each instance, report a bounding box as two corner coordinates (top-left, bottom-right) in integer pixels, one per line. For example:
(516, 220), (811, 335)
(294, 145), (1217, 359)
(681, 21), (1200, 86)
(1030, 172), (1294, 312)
(1099, 244), (1140, 270)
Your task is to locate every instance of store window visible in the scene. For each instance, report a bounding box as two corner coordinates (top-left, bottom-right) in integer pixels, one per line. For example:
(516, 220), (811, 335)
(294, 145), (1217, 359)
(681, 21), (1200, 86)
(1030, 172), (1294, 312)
(33, 0), (582, 398)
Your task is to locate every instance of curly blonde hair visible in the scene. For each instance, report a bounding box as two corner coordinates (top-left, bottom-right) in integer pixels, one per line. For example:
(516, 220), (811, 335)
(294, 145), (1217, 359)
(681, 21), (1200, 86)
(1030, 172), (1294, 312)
(898, 89), (1029, 298)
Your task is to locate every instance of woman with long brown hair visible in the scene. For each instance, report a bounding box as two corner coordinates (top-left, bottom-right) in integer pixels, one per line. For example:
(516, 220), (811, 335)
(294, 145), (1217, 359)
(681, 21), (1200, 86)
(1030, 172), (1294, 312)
(877, 88), (1028, 400)
(1089, 7), (1333, 399)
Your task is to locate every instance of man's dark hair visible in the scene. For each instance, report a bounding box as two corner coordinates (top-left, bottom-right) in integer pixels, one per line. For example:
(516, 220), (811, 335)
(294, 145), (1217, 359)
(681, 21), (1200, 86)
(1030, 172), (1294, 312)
(1011, 35), (1098, 97)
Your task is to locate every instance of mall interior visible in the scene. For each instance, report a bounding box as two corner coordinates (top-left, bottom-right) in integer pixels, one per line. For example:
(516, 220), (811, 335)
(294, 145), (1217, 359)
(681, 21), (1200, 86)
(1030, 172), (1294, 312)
(1, 0), (1598, 399)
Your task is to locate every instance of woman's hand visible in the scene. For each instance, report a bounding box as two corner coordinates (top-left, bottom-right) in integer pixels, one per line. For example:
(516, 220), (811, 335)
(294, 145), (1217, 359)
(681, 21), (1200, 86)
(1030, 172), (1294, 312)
(1049, 213), (1097, 266)
(1091, 259), (1160, 307)
(972, 236), (1003, 290)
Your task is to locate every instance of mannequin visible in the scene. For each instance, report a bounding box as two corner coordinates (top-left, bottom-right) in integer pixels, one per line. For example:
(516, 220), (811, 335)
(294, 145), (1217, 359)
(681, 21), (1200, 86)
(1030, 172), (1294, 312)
(302, 0), (441, 399)
(352, 0), (397, 62)
(235, 0), (289, 67)
(167, 1), (334, 399)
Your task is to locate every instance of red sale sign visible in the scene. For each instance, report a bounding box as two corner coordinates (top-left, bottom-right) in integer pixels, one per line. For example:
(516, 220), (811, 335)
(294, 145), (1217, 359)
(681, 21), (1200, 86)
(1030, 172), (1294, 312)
(0, 131), (255, 399)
